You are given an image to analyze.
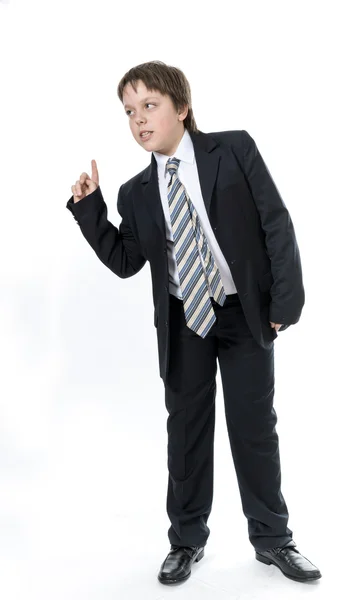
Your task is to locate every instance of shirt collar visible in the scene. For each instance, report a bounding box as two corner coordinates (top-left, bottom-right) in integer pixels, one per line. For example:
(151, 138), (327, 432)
(153, 128), (194, 176)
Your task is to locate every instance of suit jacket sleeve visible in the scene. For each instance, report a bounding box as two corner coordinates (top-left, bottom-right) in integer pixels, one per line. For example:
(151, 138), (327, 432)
(241, 130), (305, 327)
(66, 184), (147, 278)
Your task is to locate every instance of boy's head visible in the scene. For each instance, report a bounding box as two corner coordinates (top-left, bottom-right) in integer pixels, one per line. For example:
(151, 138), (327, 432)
(117, 61), (199, 156)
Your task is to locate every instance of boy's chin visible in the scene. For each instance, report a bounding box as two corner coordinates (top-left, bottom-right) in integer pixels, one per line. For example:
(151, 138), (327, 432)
(137, 132), (158, 149)
(141, 142), (156, 151)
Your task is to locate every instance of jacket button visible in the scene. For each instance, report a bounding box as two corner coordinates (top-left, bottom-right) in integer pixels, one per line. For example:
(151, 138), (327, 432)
(230, 260), (236, 264)
(164, 285), (168, 291)
(165, 321), (168, 327)
(163, 248), (167, 254)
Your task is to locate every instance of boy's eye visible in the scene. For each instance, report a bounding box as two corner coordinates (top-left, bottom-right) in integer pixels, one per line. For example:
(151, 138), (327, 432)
(126, 103), (155, 116)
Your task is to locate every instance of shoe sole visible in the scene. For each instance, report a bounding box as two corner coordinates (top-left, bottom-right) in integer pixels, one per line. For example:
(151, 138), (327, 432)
(255, 552), (322, 582)
(158, 548), (205, 585)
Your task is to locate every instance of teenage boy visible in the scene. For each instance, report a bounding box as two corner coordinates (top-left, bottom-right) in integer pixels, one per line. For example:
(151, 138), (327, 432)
(67, 61), (321, 586)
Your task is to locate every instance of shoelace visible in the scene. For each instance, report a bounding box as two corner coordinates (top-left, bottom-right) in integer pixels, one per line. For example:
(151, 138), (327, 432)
(171, 545), (198, 559)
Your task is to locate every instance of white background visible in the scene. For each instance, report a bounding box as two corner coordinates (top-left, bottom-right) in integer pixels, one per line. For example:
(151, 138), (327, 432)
(0, 0), (356, 598)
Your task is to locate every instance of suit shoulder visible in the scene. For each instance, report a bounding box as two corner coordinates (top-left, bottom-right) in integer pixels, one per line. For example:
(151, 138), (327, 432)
(208, 130), (254, 160)
(117, 163), (150, 208)
(119, 167), (147, 197)
(208, 129), (249, 146)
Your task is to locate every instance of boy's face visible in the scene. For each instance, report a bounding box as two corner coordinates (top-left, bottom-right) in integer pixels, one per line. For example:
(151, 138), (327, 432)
(122, 79), (188, 156)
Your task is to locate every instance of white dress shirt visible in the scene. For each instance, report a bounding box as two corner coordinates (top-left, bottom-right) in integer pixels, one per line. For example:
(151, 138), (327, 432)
(153, 128), (238, 300)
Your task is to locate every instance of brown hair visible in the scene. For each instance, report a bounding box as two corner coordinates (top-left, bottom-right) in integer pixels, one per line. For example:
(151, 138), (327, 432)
(117, 60), (199, 133)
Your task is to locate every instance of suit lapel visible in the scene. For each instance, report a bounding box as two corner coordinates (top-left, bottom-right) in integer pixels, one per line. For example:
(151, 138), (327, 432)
(140, 130), (221, 236)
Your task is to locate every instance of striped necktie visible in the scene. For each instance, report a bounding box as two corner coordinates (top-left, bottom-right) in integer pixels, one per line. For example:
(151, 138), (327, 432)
(166, 157), (226, 338)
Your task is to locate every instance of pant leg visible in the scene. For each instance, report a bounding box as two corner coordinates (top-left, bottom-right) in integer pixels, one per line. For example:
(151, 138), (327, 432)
(215, 293), (293, 551)
(164, 294), (218, 548)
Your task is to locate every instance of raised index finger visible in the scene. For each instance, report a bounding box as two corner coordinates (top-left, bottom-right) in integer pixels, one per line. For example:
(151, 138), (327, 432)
(91, 159), (99, 185)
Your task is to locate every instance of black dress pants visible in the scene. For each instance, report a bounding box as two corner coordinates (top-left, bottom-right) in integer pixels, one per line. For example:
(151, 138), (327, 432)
(164, 292), (293, 551)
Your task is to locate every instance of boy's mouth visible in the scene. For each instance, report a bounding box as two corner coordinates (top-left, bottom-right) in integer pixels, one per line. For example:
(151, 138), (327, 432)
(140, 131), (154, 140)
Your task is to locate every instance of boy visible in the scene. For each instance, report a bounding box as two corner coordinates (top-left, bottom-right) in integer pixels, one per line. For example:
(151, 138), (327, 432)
(66, 60), (321, 585)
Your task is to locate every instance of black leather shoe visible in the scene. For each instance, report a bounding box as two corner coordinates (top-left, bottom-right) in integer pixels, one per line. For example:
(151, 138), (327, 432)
(255, 540), (321, 582)
(158, 545), (205, 585)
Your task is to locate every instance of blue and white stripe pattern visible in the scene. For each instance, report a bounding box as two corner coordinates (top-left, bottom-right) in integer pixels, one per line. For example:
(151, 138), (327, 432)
(166, 157), (226, 338)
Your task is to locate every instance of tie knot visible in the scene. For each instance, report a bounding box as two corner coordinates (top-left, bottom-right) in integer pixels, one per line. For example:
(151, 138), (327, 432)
(166, 157), (180, 177)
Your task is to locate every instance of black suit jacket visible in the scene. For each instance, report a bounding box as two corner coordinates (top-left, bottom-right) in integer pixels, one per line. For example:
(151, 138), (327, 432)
(66, 129), (305, 383)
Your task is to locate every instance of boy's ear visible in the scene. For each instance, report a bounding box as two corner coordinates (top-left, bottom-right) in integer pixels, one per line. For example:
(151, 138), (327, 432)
(179, 103), (189, 120)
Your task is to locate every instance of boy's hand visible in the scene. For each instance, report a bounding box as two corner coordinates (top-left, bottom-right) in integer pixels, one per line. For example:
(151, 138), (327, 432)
(71, 159), (99, 203)
(270, 322), (282, 332)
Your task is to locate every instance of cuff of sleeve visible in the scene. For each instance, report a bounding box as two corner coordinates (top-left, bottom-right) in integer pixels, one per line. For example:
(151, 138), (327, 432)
(66, 186), (104, 220)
